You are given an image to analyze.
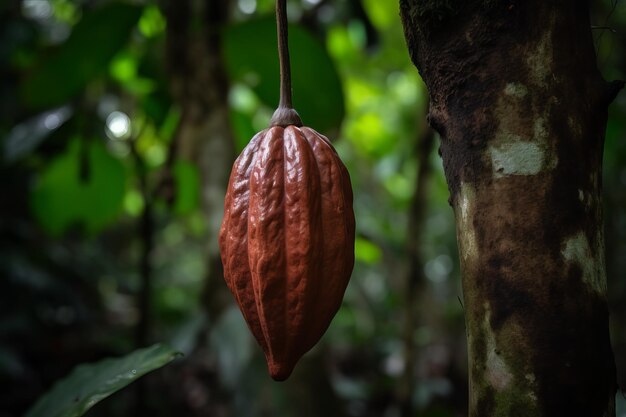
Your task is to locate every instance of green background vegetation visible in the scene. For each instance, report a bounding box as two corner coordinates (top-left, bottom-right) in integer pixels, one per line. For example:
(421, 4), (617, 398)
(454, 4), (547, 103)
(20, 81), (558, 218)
(1, 0), (625, 416)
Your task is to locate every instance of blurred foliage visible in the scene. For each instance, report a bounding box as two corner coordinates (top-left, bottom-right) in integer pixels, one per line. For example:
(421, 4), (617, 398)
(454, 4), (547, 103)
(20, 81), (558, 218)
(224, 17), (345, 134)
(20, 2), (143, 109)
(0, 0), (625, 417)
(30, 138), (126, 235)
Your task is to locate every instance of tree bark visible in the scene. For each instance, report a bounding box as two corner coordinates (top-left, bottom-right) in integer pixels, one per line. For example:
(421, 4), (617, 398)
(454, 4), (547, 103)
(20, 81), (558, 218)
(399, 1), (623, 416)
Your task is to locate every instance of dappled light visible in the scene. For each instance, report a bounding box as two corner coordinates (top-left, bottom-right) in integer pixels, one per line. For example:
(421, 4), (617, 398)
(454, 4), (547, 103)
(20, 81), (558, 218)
(105, 111), (131, 140)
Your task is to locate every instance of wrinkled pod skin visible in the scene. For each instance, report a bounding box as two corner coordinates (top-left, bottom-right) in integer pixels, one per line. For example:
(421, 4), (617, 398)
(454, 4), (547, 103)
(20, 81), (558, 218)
(219, 125), (355, 381)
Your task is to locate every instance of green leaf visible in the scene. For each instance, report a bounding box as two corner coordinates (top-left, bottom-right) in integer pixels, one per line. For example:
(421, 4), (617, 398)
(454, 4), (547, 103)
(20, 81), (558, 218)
(30, 138), (126, 236)
(25, 344), (182, 417)
(21, 2), (143, 109)
(223, 18), (345, 134)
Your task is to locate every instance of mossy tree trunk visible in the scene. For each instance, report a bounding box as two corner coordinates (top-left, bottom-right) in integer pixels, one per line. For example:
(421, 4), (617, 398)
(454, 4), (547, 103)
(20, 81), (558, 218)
(399, 1), (623, 416)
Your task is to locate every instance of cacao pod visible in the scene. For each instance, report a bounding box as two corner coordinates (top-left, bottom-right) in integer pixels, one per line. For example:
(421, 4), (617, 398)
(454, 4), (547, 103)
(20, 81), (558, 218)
(219, 125), (355, 381)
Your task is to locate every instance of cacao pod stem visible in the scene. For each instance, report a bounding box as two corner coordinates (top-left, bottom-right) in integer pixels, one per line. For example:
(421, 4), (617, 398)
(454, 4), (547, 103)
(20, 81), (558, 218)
(270, 0), (303, 128)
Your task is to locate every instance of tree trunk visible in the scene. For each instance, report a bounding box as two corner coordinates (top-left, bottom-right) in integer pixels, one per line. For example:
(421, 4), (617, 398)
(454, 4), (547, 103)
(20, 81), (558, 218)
(399, 1), (623, 416)
(161, 1), (238, 414)
(165, 0), (236, 318)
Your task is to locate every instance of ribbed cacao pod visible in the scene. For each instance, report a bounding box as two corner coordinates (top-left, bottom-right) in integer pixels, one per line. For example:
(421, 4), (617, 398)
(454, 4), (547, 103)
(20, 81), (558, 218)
(219, 124), (355, 381)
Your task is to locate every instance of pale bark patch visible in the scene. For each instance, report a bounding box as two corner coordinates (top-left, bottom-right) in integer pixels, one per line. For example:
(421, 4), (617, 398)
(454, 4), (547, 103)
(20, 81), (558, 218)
(526, 19), (554, 85)
(525, 374), (538, 402)
(489, 142), (545, 177)
(504, 82), (528, 98)
(533, 117), (548, 142)
(491, 82), (558, 178)
(578, 189), (594, 211)
(483, 305), (513, 391)
(456, 182), (478, 262)
(561, 232), (607, 294)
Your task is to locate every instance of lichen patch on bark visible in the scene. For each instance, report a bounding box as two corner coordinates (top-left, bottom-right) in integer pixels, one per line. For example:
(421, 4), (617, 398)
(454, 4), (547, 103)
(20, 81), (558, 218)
(455, 182), (478, 262)
(504, 83), (528, 98)
(489, 142), (545, 177)
(562, 232), (607, 295)
(483, 306), (513, 390)
(490, 80), (558, 179)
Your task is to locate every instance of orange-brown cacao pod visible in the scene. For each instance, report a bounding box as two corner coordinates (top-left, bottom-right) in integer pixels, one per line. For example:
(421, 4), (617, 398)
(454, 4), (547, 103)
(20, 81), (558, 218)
(219, 125), (355, 381)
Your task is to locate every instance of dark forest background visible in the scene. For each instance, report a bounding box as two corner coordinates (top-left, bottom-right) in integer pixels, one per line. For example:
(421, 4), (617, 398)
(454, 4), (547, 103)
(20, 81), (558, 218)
(1, 0), (625, 416)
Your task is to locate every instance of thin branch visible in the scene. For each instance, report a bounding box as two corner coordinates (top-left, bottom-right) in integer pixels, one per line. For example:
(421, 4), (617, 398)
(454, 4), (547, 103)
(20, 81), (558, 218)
(276, 0), (293, 110)
(270, 0), (302, 127)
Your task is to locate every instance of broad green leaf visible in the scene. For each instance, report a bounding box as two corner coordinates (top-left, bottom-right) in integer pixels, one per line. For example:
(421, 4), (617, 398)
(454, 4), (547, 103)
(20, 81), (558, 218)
(30, 138), (126, 236)
(224, 18), (345, 134)
(21, 2), (143, 109)
(25, 344), (182, 417)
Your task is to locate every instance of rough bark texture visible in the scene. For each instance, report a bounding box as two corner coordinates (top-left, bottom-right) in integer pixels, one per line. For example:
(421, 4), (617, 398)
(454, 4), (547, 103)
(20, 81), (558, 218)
(399, 1), (622, 416)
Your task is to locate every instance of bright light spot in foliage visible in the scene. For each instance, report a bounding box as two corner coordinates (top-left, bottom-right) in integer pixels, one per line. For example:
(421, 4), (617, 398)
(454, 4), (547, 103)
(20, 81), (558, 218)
(229, 84), (259, 112)
(238, 0), (257, 15)
(44, 113), (62, 130)
(383, 354), (404, 376)
(22, 0), (52, 19)
(425, 254), (453, 283)
(106, 111), (131, 140)
(304, 0), (322, 5)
